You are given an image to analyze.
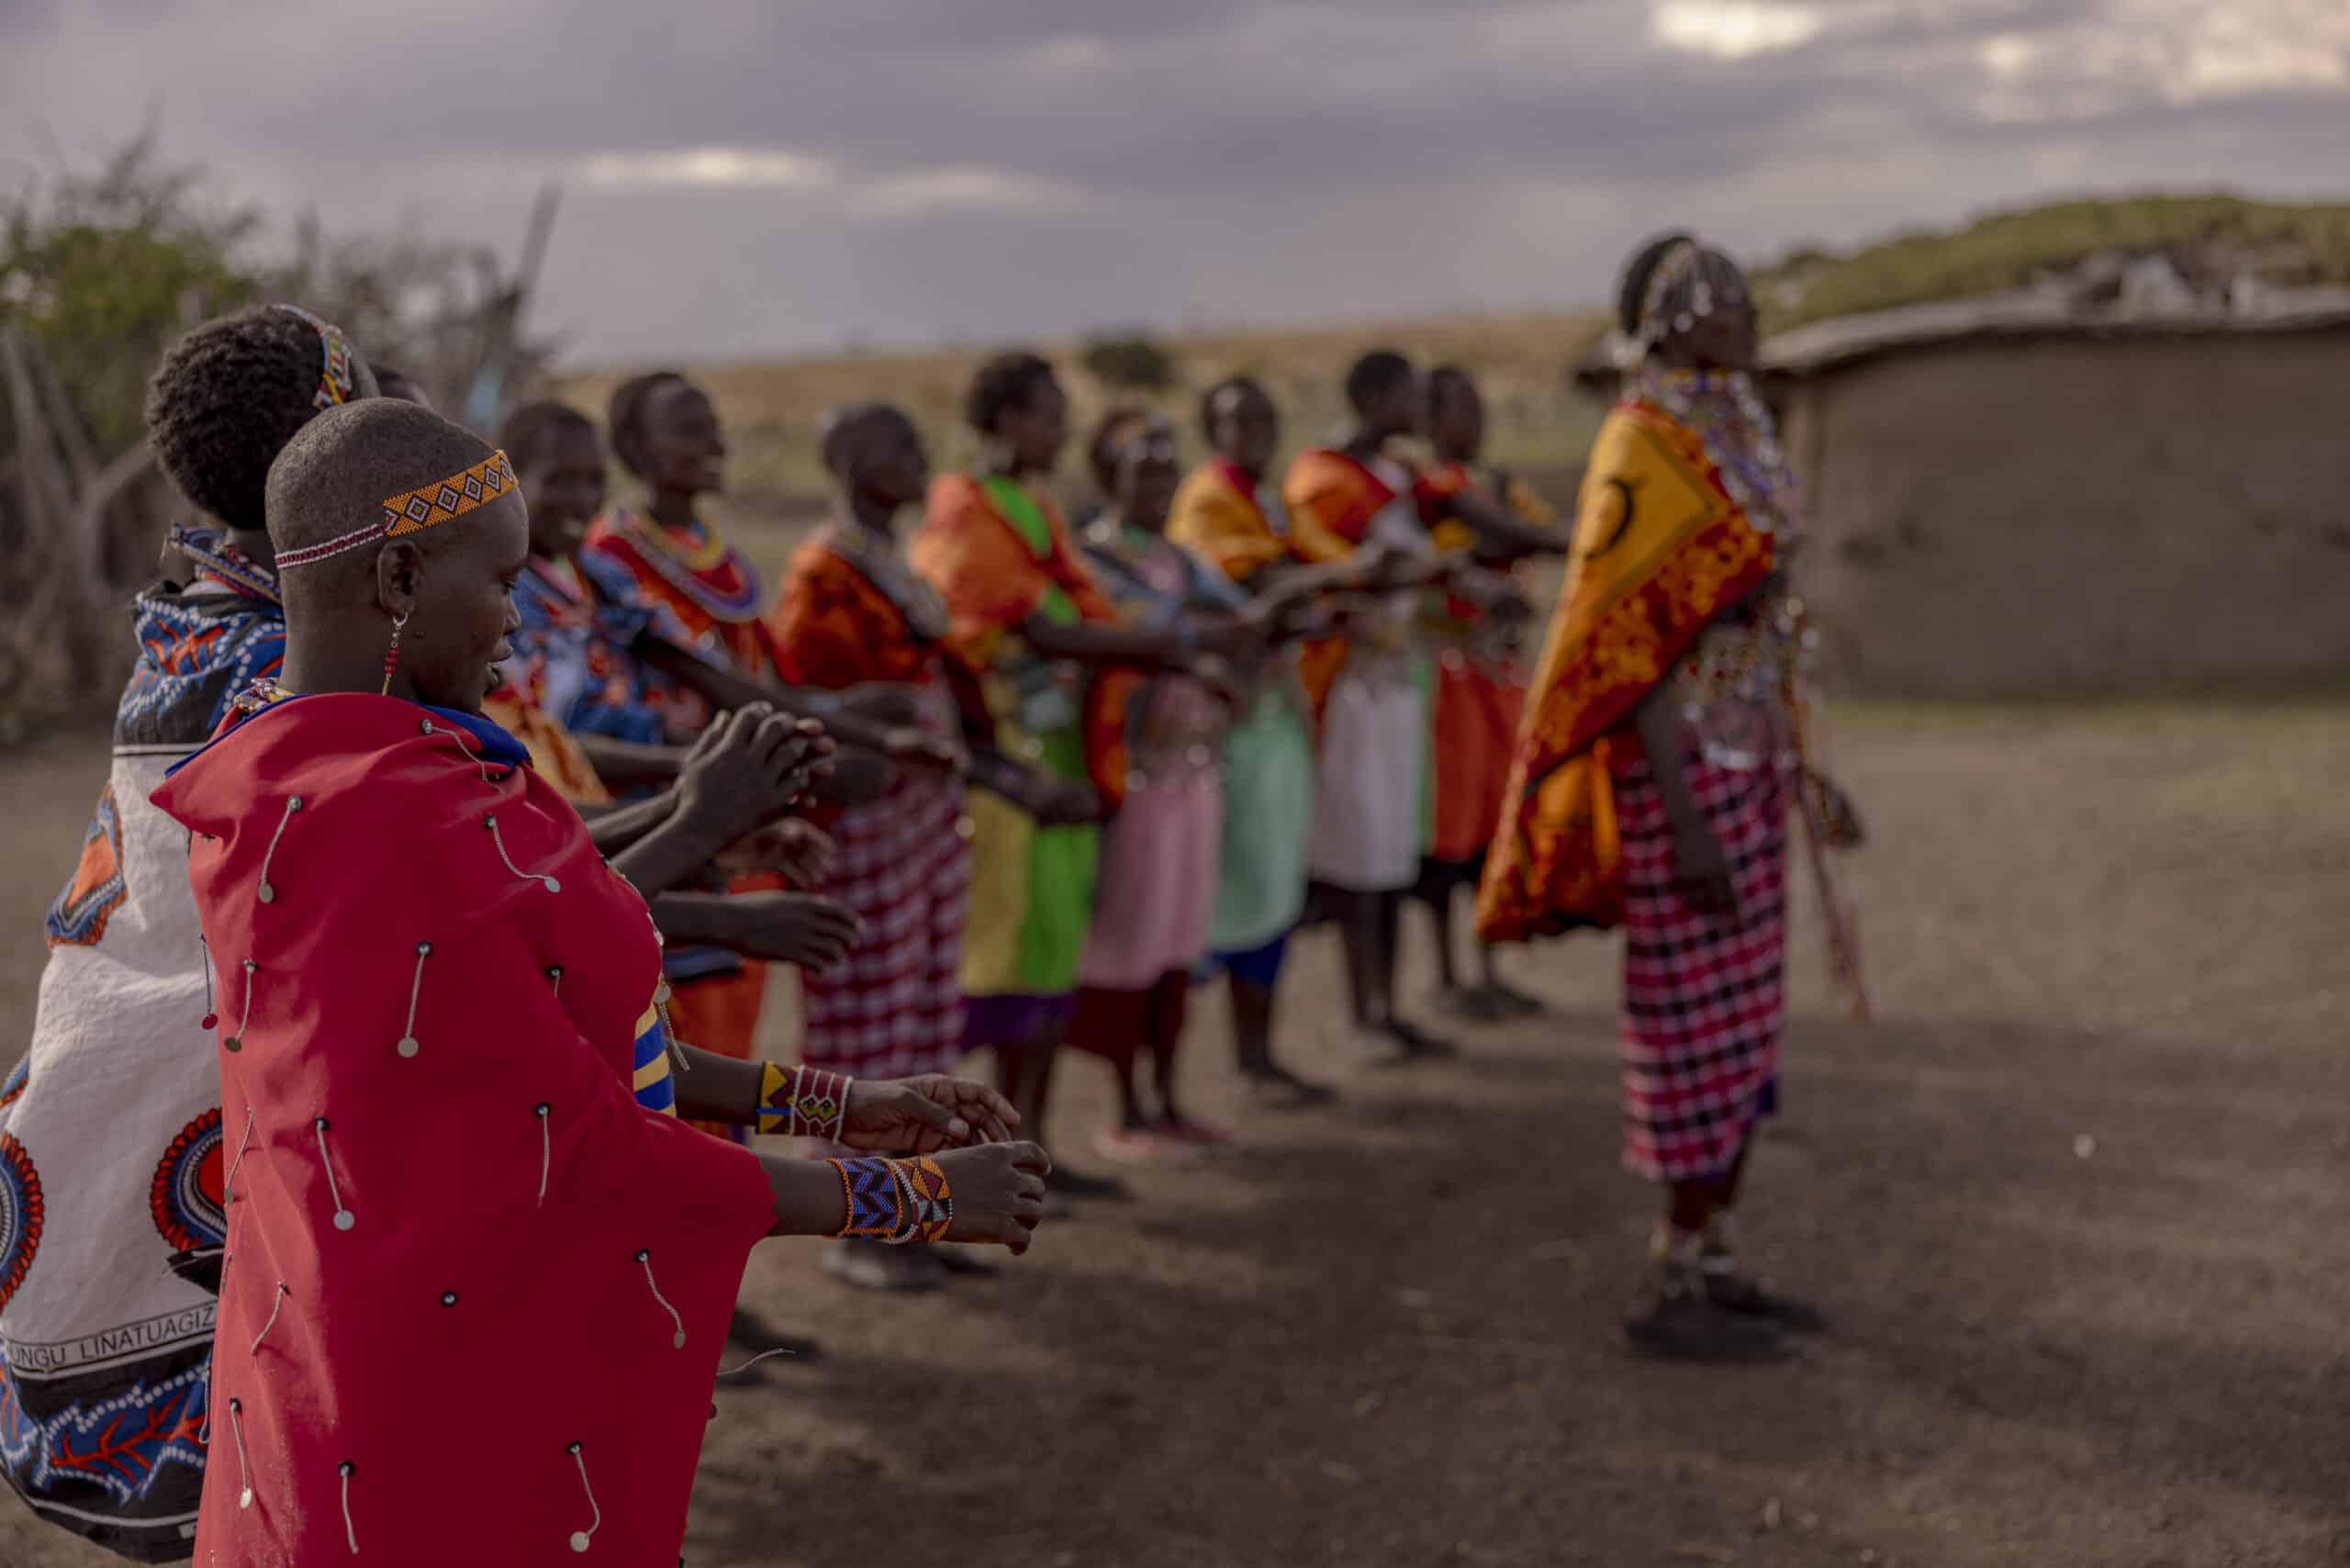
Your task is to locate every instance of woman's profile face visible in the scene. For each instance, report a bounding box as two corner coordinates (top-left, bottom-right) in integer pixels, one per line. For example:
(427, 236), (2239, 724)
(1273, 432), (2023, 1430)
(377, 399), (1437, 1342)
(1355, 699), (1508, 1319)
(1115, 420), (1181, 532)
(391, 493), (530, 713)
(519, 424), (609, 562)
(1427, 379), (1483, 459)
(998, 377), (1069, 476)
(1209, 386), (1280, 476)
(860, 413), (933, 510)
(1684, 295), (1760, 374)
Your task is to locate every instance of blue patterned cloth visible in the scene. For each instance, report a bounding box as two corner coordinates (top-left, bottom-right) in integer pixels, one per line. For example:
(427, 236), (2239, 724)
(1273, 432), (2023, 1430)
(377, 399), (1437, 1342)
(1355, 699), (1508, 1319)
(505, 562), (666, 745)
(114, 592), (286, 751)
(7, 563), (285, 1562)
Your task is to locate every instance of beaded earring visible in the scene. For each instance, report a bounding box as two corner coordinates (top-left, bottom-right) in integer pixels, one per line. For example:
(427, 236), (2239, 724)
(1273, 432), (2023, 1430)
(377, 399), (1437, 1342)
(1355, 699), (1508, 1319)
(381, 611), (411, 697)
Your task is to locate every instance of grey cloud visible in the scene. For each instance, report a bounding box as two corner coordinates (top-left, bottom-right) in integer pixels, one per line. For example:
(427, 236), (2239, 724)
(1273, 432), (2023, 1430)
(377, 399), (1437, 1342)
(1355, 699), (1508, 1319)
(2, 0), (2343, 361)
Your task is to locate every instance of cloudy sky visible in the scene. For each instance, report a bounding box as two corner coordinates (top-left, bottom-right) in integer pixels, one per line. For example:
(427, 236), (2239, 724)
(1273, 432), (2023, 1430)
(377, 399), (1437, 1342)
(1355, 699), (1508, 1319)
(5, 1), (2345, 364)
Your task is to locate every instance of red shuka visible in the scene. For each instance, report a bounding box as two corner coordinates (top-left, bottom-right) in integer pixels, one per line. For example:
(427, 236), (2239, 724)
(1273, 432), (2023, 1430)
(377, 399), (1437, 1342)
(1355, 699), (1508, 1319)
(151, 692), (776, 1564)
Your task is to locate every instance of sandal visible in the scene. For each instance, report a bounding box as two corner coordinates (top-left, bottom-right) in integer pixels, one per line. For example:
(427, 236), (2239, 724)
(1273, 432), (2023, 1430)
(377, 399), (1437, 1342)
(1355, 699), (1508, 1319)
(1622, 1263), (1790, 1363)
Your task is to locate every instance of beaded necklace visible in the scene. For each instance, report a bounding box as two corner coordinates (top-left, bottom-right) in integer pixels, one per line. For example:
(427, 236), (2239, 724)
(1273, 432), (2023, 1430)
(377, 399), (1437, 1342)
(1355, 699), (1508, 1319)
(229, 678), (302, 716)
(168, 525), (283, 608)
(616, 510), (763, 622)
(1634, 367), (1799, 543)
(1629, 368), (1810, 767)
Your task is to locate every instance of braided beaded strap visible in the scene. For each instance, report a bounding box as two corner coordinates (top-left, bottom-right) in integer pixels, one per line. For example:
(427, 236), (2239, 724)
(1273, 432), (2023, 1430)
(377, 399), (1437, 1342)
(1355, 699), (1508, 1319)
(879, 1159), (922, 1247)
(756, 1063), (852, 1140)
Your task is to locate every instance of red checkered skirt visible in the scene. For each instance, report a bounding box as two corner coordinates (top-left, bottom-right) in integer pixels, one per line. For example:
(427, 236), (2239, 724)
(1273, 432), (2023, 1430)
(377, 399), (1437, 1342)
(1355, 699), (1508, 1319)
(1611, 750), (1789, 1182)
(799, 767), (973, 1078)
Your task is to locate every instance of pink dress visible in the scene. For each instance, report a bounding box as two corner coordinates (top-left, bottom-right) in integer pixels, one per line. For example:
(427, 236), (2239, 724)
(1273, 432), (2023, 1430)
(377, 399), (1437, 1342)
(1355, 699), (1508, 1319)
(1077, 539), (1227, 991)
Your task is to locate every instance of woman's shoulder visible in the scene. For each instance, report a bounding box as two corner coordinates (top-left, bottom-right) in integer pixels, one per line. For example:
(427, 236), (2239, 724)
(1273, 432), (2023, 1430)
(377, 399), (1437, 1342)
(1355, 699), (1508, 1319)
(1282, 445), (1389, 506)
(154, 693), (609, 964)
(155, 693), (530, 843)
(919, 471), (986, 525)
(779, 529), (908, 633)
(1603, 398), (1708, 462)
(579, 510), (635, 561)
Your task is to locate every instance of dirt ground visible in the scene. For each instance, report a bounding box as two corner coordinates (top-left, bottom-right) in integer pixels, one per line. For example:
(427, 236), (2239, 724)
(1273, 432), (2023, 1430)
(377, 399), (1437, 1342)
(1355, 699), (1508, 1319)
(3, 706), (2345, 1568)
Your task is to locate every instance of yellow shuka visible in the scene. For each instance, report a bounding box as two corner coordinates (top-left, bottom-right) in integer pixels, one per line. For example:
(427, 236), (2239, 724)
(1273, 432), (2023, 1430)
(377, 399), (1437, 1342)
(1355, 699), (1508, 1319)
(1473, 398), (1775, 941)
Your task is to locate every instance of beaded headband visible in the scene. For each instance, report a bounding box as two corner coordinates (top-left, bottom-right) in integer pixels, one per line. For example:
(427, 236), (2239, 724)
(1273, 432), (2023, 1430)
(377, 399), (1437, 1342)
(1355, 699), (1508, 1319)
(1635, 241), (1702, 342)
(1622, 239), (1750, 367)
(272, 304), (359, 411)
(274, 450), (518, 570)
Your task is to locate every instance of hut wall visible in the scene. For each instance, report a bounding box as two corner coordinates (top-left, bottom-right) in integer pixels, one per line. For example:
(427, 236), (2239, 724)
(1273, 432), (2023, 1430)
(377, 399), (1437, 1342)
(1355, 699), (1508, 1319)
(1782, 326), (2350, 698)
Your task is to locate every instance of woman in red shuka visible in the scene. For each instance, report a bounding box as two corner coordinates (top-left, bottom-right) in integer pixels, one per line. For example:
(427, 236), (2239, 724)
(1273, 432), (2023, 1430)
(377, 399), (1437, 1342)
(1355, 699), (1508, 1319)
(152, 399), (1050, 1563)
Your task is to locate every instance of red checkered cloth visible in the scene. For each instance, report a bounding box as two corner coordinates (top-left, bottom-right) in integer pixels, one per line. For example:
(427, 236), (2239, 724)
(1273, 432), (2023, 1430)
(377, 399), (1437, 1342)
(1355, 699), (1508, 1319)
(800, 767), (972, 1079)
(1611, 750), (1789, 1182)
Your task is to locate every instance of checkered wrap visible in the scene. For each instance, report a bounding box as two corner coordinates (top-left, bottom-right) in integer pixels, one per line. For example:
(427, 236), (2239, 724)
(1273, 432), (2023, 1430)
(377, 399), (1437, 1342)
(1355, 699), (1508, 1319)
(1611, 750), (1789, 1182)
(799, 767), (972, 1078)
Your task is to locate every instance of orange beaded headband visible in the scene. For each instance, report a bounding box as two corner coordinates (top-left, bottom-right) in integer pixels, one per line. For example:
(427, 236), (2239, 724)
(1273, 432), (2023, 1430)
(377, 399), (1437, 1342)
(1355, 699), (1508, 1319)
(275, 451), (518, 570)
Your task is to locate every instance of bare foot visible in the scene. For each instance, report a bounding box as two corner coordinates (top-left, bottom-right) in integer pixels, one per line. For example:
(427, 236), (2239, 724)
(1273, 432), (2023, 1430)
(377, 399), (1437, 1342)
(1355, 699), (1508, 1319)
(1382, 1017), (1459, 1060)
(1485, 980), (1550, 1018)
(1434, 985), (1509, 1023)
(1156, 1111), (1237, 1148)
(1095, 1124), (1191, 1165)
(1242, 1063), (1338, 1109)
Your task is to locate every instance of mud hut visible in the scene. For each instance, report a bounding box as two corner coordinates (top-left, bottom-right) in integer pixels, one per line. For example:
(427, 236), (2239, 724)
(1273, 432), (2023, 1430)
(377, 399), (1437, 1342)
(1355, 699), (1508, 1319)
(1576, 271), (2350, 698)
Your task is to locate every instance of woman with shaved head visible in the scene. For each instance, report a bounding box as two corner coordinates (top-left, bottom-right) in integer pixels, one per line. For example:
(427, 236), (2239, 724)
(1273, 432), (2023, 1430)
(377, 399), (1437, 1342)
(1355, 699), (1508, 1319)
(911, 352), (1236, 1200)
(766, 402), (984, 1292)
(152, 398), (1051, 1562)
(1479, 234), (1864, 1361)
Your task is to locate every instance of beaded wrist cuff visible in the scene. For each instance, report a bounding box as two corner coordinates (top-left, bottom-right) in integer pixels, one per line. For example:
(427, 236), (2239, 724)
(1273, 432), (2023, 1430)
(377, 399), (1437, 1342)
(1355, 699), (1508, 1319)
(826, 1155), (954, 1244)
(755, 1063), (851, 1139)
(901, 1157), (954, 1245)
(830, 1157), (902, 1239)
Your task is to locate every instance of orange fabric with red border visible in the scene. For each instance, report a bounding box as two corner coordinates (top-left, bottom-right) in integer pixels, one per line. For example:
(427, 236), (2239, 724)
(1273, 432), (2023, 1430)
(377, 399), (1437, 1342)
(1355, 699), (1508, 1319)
(1280, 448), (1412, 724)
(768, 533), (940, 689)
(1475, 401), (1774, 941)
(909, 474), (1134, 807)
(1422, 461), (1550, 861)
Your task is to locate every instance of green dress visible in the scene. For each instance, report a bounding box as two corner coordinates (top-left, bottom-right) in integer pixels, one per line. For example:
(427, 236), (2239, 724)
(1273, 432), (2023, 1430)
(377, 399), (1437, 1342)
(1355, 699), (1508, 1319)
(951, 476), (1101, 1012)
